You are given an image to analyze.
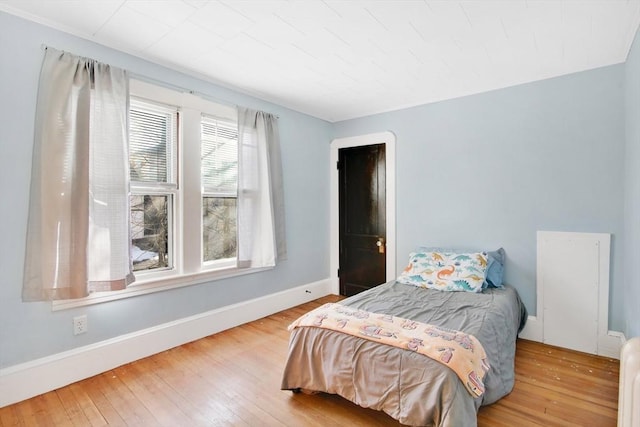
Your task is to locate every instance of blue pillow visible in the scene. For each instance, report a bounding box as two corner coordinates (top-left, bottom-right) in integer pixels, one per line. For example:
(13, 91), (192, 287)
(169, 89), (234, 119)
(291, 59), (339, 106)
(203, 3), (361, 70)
(485, 248), (505, 288)
(415, 246), (505, 289)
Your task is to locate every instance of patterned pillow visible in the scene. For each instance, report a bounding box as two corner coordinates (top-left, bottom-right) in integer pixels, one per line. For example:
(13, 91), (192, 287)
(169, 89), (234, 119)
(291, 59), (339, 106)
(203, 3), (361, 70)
(397, 251), (489, 293)
(416, 246), (505, 289)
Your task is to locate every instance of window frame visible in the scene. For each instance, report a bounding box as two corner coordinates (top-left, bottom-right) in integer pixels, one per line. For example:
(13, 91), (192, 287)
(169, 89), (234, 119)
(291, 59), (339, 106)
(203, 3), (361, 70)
(52, 79), (271, 311)
(200, 114), (239, 267)
(128, 97), (179, 274)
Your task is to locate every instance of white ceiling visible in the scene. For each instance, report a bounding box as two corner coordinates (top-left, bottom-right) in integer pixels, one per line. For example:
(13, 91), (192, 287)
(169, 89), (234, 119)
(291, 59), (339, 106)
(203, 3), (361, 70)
(2, 0), (640, 122)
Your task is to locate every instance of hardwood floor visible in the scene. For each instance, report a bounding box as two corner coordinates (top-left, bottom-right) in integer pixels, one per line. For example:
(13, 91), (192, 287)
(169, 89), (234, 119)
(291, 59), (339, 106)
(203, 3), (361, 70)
(0, 295), (620, 426)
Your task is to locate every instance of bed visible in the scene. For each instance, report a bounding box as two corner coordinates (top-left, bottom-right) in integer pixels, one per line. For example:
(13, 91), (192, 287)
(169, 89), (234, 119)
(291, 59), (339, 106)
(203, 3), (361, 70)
(281, 249), (527, 427)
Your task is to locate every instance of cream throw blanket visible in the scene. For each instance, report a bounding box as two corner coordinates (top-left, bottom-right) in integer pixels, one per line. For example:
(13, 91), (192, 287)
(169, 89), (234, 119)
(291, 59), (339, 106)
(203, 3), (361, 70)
(288, 303), (490, 397)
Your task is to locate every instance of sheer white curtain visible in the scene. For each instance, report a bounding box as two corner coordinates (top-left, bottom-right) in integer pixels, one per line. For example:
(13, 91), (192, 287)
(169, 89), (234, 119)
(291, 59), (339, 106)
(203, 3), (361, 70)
(237, 108), (287, 268)
(23, 48), (133, 301)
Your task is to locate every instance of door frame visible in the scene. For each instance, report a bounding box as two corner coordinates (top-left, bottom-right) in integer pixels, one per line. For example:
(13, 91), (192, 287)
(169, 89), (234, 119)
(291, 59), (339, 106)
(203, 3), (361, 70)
(330, 131), (396, 295)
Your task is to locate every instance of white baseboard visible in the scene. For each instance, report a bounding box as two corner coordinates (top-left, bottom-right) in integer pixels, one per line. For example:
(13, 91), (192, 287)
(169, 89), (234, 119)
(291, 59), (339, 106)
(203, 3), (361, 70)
(518, 315), (543, 342)
(518, 315), (625, 359)
(0, 278), (332, 408)
(599, 331), (626, 359)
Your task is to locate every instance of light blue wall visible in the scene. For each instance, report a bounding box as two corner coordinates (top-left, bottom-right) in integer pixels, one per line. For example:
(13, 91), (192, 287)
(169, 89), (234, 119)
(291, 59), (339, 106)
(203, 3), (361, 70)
(0, 9), (634, 370)
(333, 66), (626, 332)
(624, 27), (640, 340)
(0, 12), (332, 368)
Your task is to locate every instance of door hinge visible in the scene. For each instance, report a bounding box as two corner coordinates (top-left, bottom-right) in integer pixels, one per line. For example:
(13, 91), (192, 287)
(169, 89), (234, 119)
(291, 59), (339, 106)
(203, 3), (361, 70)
(337, 268), (340, 277)
(336, 160), (341, 170)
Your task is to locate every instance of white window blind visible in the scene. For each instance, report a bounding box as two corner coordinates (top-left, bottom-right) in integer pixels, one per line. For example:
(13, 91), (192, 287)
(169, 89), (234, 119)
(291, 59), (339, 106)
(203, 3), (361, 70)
(201, 115), (238, 196)
(129, 98), (177, 186)
(129, 98), (178, 272)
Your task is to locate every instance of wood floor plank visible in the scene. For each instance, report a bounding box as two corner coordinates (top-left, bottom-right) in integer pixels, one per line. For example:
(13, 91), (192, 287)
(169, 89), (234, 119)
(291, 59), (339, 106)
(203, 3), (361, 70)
(146, 349), (249, 426)
(171, 341), (323, 426)
(34, 392), (72, 426)
(0, 299), (620, 427)
(54, 386), (96, 427)
(495, 385), (607, 426)
(63, 382), (108, 427)
(160, 346), (281, 426)
(0, 404), (21, 427)
(130, 355), (215, 426)
(76, 375), (127, 426)
(91, 370), (157, 426)
(113, 362), (198, 426)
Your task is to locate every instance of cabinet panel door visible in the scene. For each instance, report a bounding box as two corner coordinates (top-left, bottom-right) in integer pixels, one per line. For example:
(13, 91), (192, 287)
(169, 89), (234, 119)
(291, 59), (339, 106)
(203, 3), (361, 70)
(541, 237), (600, 354)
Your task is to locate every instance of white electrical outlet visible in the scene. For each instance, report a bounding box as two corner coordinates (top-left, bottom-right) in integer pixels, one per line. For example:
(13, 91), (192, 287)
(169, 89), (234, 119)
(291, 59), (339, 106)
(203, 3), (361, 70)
(73, 315), (88, 335)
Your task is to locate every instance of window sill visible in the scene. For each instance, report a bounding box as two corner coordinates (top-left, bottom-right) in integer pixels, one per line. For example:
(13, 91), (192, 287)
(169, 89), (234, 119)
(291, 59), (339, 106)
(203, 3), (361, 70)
(51, 265), (272, 311)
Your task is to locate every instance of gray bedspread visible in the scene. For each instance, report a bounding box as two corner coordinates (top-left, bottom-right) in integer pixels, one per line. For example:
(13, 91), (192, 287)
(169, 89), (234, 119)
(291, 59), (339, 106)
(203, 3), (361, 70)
(281, 280), (527, 427)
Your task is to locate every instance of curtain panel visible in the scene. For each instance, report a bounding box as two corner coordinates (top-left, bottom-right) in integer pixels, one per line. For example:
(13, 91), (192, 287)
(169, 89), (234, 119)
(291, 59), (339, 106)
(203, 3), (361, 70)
(237, 108), (287, 269)
(23, 48), (133, 301)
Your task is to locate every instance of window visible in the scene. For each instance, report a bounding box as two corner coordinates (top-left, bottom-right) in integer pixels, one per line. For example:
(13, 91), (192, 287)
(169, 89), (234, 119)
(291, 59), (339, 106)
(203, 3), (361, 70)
(52, 78), (283, 310)
(201, 116), (238, 263)
(129, 99), (177, 272)
(127, 80), (239, 282)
